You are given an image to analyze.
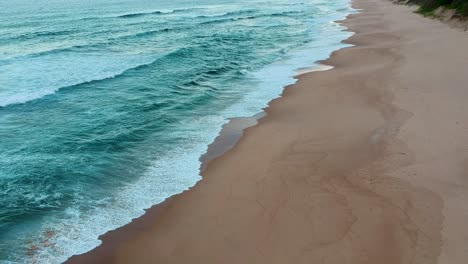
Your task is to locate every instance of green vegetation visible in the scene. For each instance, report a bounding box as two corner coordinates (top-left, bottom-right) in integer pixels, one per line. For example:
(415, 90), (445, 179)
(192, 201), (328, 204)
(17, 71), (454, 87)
(410, 0), (468, 17)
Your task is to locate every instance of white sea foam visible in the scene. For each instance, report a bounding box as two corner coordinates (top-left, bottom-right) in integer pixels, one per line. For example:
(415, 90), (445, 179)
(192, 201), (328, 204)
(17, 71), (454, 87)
(0, 53), (156, 107)
(27, 114), (227, 263)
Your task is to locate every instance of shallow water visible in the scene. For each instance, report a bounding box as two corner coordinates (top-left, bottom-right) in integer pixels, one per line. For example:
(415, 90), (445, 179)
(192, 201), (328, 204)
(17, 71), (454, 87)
(0, 0), (354, 262)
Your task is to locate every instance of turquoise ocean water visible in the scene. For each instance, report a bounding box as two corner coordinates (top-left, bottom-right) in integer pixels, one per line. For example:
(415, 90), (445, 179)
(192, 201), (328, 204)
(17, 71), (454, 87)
(0, 0), (353, 262)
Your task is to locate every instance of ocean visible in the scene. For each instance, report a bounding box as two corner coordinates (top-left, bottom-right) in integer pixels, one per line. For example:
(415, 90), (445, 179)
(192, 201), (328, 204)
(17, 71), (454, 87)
(0, 0), (354, 262)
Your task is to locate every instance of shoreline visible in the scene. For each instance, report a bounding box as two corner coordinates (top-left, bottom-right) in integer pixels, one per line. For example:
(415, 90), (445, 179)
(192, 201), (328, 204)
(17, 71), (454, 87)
(200, 64), (337, 171)
(29, 4), (355, 262)
(66, 12), (355, 264)
(69, 0), (468, 263)
(65, 62), (341, 263)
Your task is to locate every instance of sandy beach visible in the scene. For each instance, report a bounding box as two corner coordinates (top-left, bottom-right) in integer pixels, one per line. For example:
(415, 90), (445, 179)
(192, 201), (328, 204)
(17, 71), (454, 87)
(68, 0), (468, 263)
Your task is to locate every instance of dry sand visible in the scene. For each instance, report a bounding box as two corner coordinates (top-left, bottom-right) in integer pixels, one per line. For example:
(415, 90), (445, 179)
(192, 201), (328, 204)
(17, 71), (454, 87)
(68, 0), (468, 263)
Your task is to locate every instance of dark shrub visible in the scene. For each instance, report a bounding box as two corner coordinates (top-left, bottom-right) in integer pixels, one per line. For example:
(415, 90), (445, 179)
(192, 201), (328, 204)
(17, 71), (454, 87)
(413, 0), (468, 15)
(461, 2), (468, 15)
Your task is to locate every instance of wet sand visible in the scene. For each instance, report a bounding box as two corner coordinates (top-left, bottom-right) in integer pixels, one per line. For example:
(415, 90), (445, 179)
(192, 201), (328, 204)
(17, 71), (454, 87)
(68, 0), (468, 263)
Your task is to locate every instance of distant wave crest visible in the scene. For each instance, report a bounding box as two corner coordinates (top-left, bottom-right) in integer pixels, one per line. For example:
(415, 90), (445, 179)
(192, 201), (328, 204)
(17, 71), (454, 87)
(115, 7), (204, 18)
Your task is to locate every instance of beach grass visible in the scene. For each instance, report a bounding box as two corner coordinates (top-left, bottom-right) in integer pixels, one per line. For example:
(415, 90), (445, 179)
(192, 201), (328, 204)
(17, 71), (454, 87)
(413, 0), (468, 16)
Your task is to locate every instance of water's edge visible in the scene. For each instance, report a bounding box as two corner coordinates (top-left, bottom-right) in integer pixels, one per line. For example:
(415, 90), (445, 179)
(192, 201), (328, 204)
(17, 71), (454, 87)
(65, 64), (334, 263)
(46, 3), (356, 263)
(200, 64), (335, 171)
(63, 5), (358, 263)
